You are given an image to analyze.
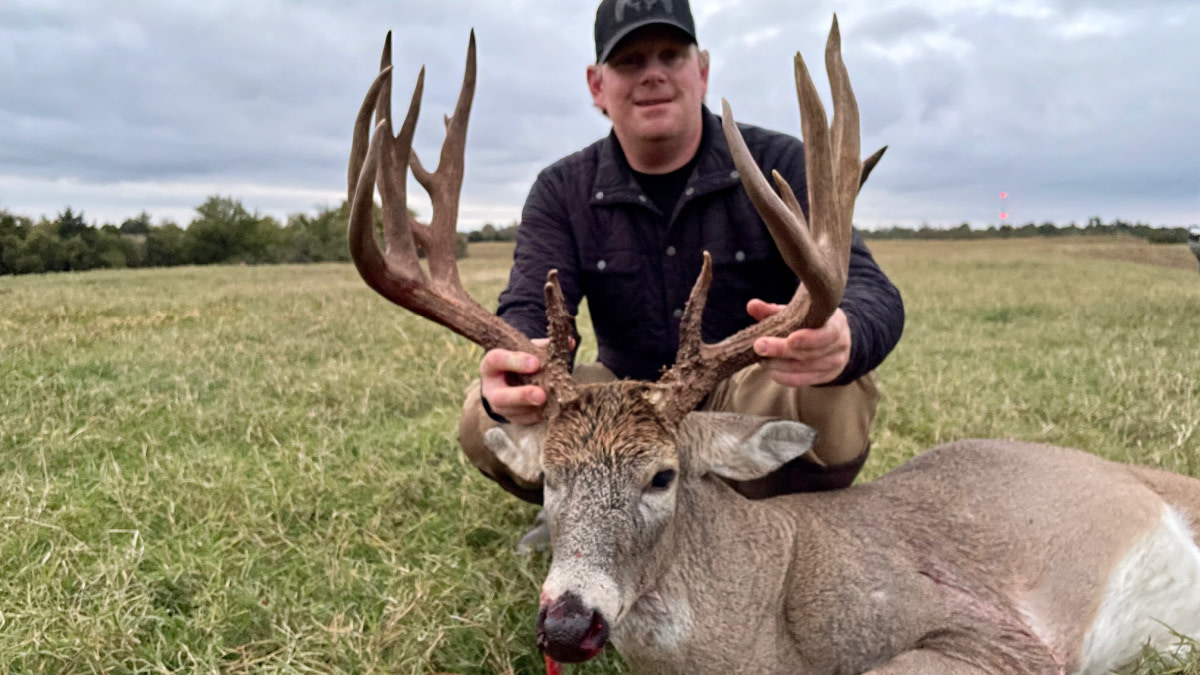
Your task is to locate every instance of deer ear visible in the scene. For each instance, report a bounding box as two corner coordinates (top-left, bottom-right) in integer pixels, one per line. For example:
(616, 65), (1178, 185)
(681, 412), (817, 481)
(483, 425), (545, 485)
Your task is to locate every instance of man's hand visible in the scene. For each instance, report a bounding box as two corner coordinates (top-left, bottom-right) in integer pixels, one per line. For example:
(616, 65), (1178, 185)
(747, 300), (851, 387)
(480, 339), (550, 425)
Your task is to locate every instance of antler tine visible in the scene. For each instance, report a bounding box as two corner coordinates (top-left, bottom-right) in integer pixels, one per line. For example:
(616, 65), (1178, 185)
(651, 16), (868, 424)
(374, 31), (429, 264)
(376, 31), (394, 140)
(409, 31), (476, 292)
(791, 21), (844, 323)
(543, 272), (580, 411)
(347, 63), (390, 209)
(825, 15), (859, 286)
(860, 146), (887, 189)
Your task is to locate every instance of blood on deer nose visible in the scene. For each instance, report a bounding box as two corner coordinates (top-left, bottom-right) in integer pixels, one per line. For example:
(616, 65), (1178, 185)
(536, 591), (611, 663)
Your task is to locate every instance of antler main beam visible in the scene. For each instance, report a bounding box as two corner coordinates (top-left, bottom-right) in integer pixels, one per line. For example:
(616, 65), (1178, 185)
(652, 16), (871, 424)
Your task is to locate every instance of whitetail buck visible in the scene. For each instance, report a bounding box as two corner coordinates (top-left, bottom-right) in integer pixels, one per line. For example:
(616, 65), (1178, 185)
(346, 20), (1200, 675)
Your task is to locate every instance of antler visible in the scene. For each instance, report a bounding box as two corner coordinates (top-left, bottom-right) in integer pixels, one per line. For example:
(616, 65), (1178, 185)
(651, 16), (878, 424)
(347, 31), (578, 412)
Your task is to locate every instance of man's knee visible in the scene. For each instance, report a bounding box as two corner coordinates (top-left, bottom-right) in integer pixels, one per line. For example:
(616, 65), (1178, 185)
(706, 366), (880, 495)
(801, 371), (879, 466)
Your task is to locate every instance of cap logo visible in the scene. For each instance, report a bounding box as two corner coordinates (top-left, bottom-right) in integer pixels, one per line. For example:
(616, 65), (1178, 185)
(615, 0), (674, 23)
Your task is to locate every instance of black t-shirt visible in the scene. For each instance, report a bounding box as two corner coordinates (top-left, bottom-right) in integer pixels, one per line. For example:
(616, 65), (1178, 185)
(631, 154), (700, 220)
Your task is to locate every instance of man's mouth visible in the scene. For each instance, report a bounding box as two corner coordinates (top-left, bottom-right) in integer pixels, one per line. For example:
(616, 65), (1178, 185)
(635, 98), (673, 107)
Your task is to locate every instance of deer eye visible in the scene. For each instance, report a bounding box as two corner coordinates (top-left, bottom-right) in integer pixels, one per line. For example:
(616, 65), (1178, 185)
(649, 469), (677, 490)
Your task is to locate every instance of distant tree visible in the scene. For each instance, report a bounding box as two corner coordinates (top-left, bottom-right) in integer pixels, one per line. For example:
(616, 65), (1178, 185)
(14, 224), (66, 273)
(55, 207), (90, 240)
(119, 211), (153, 235)
(145, 222), (189, 267)
(0, 210), (33, 275)
(496, 221), (520, 241)
(186, 196), (281, 264)
(61, 235), (94, 271)
(0, 209), (31, 239)
(0, 237), (17, 274)
(1144, 227), (1189, 244)
(93, 228), (138, 268)
(947, 223), (972, 239)
(282, 202), (351, 263)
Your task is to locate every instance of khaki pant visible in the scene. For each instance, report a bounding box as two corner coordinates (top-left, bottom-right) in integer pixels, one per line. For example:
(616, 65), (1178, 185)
(458, 363), (879, 504)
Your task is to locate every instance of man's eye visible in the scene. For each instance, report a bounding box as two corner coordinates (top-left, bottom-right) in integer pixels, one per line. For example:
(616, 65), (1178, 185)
(660, 50), (684, 66)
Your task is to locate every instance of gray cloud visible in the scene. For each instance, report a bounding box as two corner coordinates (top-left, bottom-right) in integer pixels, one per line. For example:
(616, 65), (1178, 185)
(0, 0), (1197, 228)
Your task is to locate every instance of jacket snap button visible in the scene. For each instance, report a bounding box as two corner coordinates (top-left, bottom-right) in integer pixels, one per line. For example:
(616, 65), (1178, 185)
(597, 260), (607, 270)
(673, 308), (684, 318)
(595, 191), (605, 200)
(684, 187), (695, 196)
(735, 250), (746, 262)
(666, 246), (676, 256)
(730, 170), (740, 180)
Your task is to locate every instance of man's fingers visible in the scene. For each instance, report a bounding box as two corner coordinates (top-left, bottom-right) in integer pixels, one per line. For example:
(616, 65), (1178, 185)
(786, 327), (840, 352)
(753, 336), (787, 358)
(479, 347), (550, 424)
(483, 348), (541, 376)
(755, 329), (842, 359)
(762, 352), (844, 375)
(531, 336), (576, 350)
(749, 308), (852, 388)
(754, 334), (835, 358)
(746, 299), (785, 323)
(488, 384), (546, 408)
(482, 382), (547, 425)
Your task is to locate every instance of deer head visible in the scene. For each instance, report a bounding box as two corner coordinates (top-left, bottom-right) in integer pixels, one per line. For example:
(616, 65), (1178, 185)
(347, 17), (879, 665)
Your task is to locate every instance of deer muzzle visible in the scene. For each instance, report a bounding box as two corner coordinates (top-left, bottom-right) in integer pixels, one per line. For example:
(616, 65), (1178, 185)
(537, 591), (611, 663)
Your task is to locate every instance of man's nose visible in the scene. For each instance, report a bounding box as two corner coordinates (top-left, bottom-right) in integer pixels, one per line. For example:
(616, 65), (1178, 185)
(639, 57), (670, 82)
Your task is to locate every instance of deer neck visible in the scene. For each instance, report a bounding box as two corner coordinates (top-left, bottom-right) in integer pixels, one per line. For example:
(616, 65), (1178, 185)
(612, 477), (828, 672)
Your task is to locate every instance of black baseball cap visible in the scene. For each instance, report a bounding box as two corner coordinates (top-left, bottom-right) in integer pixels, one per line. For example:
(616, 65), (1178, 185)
(594, 0), (698, 63)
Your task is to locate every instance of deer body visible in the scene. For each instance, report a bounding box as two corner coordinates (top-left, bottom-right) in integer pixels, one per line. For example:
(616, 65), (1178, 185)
(576, 436), (1200, 675)
(345, 19), (1200, 674)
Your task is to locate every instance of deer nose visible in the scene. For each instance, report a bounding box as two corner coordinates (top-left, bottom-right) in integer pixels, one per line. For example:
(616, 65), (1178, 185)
(536, 591), (610, 663)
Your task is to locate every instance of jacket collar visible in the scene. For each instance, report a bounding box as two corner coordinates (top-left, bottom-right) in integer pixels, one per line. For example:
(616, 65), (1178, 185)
(590, 105), (743, 208)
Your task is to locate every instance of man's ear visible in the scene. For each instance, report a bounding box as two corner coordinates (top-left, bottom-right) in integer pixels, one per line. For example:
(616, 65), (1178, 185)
(679, 412), (817, 481)
(586, 64), (606, 113)
(483, 424), (545, 485)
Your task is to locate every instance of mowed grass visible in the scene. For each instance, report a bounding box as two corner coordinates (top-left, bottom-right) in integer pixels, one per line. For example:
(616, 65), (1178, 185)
(1, 237), (1198, 673)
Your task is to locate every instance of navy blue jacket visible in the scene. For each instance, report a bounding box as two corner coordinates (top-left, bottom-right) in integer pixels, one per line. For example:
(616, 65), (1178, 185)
(497, 106), (904, 385)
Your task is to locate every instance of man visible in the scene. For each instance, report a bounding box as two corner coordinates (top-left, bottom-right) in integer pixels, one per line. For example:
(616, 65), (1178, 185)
(458, 0), (904, 504)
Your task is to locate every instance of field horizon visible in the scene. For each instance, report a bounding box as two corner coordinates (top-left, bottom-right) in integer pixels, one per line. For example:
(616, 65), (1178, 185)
(2, 236), (1198, 673)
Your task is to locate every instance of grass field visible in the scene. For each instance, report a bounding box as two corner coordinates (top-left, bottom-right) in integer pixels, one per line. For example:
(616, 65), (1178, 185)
(1, 236), (1198, 673)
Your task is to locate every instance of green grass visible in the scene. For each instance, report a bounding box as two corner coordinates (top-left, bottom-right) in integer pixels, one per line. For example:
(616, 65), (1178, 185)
(1, 238), (1197, 673)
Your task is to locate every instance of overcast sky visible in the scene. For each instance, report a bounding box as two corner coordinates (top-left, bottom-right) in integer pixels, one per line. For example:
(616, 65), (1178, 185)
(2, 0), (1198, 230)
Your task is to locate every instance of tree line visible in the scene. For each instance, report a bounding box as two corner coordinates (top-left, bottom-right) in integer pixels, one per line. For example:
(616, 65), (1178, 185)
(862, 217), (1196, 244)
(0, 197), (468, 276)
(2, 200), (1193, 277)
(466, 221), (519, 243)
